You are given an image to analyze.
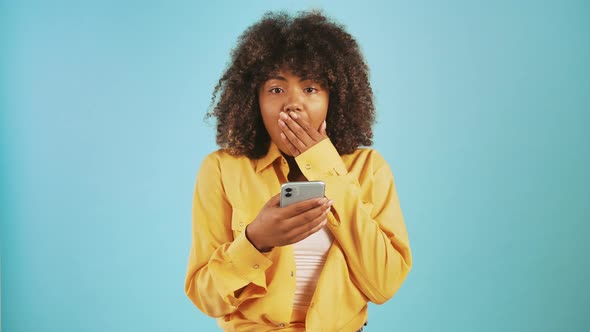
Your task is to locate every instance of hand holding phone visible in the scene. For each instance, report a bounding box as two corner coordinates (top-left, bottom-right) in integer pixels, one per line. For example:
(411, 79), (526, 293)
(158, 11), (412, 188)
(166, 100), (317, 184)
(245, 181), (332, 252)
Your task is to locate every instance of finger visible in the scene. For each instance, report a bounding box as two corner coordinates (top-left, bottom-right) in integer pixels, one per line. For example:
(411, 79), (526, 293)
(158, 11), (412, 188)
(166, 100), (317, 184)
(288, 213), (329, 243)
(320, 120), (327, 137)
(288, 112), (324, 145)
(290, 112), (326, 142)
(281, 197), (327, 217)
(291, 202), (330, 228)
(282, 198), (332, 228)
(274, 205), (324, 242)
(282, 112), (315, 148)
(279, 118), (307, 154)
(280, 131), (300, 156)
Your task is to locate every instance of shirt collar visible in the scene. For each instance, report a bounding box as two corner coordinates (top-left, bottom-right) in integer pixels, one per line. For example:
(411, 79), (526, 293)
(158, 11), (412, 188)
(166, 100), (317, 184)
(255, 141), (283, 173)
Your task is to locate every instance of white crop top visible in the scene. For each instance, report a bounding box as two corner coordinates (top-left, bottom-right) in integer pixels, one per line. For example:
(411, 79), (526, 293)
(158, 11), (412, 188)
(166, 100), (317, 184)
(292, 225), (335, 316)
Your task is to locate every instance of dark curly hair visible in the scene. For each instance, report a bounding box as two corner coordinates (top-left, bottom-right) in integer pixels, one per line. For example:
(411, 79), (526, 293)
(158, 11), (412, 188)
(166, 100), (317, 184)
(206, 10), (375, 158)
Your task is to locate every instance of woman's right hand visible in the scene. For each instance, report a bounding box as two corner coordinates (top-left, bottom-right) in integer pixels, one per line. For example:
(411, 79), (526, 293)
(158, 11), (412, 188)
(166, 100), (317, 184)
(245, 193), (334, 252)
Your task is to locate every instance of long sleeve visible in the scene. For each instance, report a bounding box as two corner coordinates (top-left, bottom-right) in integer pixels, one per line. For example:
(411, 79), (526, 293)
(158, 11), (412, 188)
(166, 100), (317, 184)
(296, 139), (412, 304)
(184, 153), (274, 317)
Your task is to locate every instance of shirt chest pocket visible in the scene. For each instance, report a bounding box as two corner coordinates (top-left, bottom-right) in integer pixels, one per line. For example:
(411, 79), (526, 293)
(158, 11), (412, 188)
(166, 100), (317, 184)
(230, 208), (252, 239)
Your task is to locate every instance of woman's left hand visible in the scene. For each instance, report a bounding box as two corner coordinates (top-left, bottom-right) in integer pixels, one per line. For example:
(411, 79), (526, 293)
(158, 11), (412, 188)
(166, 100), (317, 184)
(278, 111), (327, 157)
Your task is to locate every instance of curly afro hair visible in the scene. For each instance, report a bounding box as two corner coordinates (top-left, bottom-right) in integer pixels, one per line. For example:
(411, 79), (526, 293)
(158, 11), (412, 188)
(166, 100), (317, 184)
(206, 10), (376, 158)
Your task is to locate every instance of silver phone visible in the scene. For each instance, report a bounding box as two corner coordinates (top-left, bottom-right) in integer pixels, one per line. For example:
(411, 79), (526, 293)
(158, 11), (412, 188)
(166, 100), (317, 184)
(280, 181), (326, 208)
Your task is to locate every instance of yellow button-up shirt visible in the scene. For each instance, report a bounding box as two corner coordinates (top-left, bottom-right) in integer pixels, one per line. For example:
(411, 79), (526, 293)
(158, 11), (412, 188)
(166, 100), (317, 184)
(185, 139), (412, 331)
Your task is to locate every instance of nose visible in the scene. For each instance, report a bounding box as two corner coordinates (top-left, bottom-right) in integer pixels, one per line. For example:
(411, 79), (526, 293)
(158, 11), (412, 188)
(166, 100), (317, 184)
(283, 90), (303, 112)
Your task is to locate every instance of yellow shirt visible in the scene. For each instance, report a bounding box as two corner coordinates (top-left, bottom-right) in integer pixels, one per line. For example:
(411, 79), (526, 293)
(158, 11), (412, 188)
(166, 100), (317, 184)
(185, 139), (412, 332)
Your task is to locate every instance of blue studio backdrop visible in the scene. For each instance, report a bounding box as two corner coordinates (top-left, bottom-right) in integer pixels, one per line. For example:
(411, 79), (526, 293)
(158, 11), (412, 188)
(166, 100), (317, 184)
(1, 1), (589, 331)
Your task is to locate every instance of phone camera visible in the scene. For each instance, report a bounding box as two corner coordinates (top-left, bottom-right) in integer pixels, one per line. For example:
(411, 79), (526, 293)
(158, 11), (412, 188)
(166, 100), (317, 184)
(286, 188), (292, 192)
(285, 193), (292, 197)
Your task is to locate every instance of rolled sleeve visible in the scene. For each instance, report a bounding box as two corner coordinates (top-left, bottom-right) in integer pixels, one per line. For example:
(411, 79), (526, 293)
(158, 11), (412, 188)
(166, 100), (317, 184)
(295, 139), (348, 179)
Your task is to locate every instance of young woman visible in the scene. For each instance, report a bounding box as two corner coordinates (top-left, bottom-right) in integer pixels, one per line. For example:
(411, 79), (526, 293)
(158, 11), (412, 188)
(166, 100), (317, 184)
(185, 11), (412, 332)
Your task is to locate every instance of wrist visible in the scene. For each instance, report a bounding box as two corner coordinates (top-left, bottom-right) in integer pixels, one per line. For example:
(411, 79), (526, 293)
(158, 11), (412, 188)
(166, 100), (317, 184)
(245, 224), (272, 252)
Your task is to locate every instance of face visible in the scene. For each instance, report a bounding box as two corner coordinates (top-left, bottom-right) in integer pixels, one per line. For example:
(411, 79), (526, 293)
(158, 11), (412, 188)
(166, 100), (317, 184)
(258, 69), (329, 156)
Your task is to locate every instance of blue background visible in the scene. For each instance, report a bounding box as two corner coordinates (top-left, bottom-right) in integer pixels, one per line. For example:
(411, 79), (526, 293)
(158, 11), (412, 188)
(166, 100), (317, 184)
(1, 0), (588, 331)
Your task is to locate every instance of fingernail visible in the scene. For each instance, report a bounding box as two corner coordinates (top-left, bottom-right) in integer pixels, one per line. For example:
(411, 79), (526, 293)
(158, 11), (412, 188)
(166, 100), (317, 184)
(280, 112), (288, 120)
(327, 200), (334, 206)
(290, 112), (298, 119)
(318, 197), (328, 204)
(322, 120), (326, 129)
(278, 119), (286, 126)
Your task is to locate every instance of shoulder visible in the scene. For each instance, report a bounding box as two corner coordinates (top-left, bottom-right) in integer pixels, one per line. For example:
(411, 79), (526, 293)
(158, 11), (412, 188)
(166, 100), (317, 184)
(198, 149), (253, 176)
(349, 147), (387, 162)
(201, 148), (251, 166)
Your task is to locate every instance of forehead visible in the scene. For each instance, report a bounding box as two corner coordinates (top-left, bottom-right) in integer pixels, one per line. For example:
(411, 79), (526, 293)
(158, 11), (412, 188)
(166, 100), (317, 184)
(265, 70), (312, 81)
(263, 63), (325, 82)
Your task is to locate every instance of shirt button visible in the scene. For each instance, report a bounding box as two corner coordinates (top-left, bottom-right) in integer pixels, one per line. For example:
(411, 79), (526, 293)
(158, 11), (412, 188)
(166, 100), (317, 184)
(278, 323), (285, 327)
(282, 159), (287, 164)
(305, 163), (311, 170)
(253, 264), (259, 269)
(239, 222), (244, 227)
(290, 271), (294, 277)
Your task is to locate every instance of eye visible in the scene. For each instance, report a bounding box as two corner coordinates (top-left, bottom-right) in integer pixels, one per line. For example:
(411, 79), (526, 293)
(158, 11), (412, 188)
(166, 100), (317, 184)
(269, 87), (284, 94)
(304, 87), (318, 93)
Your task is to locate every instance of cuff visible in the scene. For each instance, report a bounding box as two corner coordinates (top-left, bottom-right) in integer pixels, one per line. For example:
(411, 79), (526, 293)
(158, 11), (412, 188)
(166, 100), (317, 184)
(226, 231), (273, 283)
(296, 138), (348, 180)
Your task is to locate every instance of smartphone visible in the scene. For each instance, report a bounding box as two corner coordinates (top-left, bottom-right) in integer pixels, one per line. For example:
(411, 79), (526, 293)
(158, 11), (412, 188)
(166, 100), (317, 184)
(280, 181), (326, 208)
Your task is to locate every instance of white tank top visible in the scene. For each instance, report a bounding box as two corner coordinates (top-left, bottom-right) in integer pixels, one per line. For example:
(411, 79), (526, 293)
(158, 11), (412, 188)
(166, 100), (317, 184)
(292, 225), (334, 316)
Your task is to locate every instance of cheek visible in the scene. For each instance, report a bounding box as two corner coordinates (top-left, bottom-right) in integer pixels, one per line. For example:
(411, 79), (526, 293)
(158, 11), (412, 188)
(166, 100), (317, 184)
(309, 109), (329, 128)
(311, 97), (329, 126)
(260, 110), (281, 134)
(259, 100), (275, 124)
(312, 116), (325, 130)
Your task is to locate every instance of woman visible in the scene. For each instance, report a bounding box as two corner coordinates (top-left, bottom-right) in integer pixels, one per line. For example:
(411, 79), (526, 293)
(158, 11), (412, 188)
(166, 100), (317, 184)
(185, 10), (412, 331)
